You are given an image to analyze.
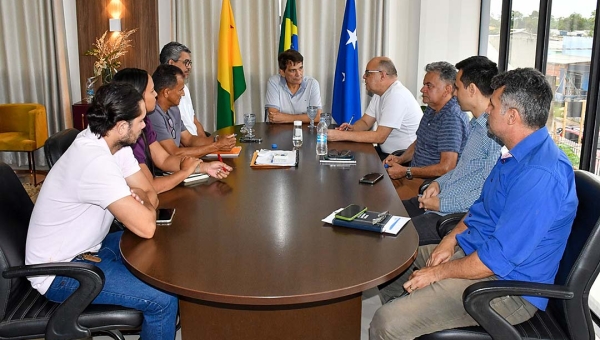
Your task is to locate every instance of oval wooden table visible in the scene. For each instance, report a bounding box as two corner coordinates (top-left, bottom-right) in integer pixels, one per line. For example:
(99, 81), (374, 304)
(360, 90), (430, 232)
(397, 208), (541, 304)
(121, 123), (419, 340)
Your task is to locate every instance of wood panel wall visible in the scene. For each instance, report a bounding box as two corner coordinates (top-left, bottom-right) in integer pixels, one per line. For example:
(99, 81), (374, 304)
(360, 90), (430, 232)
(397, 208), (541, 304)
(76, 0), (159, 99)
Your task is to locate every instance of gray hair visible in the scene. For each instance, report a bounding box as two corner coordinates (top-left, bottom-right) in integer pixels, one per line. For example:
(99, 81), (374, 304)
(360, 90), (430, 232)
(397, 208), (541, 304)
(490, 68), (552, 129)
(159, 41), (191, 65)
(425, 61), (457, 85)
(378, 58), (398, 77)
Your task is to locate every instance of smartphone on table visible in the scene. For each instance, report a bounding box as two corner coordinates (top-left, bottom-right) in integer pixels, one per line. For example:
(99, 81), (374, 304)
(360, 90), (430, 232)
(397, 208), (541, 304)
(335, 204), (368, 221)
(359, 173), (384, 185)
(157, 208), (176, 225)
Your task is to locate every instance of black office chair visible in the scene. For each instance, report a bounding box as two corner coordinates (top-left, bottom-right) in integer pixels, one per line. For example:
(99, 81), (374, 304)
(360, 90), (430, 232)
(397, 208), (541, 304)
(44, 128), (80, 169)
(419, 170), (600, 340)
(0, 161), (143, 340)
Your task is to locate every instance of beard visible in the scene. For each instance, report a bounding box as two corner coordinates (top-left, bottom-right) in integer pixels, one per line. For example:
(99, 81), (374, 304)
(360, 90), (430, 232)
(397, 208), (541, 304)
(116, 129), (142, 149)
(486, 121), (504, 146)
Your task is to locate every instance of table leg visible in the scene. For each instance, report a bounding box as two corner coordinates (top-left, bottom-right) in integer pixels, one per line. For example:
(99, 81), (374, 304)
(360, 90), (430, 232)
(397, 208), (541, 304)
(179, 293), (362, 340)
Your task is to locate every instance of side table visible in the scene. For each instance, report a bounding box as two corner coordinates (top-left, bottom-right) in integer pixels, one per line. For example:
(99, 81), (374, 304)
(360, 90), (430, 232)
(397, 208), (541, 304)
(72, 101), (90, 130)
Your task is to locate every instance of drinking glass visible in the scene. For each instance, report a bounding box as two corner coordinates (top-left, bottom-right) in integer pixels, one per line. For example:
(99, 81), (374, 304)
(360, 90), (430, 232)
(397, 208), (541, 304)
(307, 106), (318, 130)
(244, 113), (256, 138)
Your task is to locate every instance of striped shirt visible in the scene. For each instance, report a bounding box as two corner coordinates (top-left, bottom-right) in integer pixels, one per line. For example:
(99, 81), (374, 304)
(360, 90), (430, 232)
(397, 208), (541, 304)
(434, 113), (503, 213)
(411, 97), (469, 167)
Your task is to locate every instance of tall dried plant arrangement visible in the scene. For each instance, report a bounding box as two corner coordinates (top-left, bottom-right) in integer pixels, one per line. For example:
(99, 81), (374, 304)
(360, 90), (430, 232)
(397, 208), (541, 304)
(85, 28), (138, 83)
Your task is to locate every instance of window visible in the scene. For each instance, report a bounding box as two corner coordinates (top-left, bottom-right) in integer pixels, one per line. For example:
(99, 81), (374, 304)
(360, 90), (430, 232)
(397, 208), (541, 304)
(544, 1), (595, 170)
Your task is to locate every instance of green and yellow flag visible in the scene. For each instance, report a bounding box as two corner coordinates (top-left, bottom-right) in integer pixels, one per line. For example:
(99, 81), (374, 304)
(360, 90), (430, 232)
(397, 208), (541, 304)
(278, 0), (298, 53)
(217, 0), (246, 130)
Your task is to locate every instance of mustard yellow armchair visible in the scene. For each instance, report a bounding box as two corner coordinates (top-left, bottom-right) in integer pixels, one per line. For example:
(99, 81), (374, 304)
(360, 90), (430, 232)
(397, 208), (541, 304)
(0, 103), (48, 185)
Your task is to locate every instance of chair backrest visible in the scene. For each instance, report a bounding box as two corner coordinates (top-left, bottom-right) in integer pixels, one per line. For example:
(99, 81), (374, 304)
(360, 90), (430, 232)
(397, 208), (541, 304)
(0, 162), (35, 321)
(550, 170), (600, 340)
(44, 128), (80, 169)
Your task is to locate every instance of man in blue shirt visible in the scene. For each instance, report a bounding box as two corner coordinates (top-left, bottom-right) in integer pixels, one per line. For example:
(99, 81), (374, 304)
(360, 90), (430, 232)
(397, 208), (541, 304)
(384, 61), (469, 180)
(402, 56), (503, 245)
(370, 68), (578, 340)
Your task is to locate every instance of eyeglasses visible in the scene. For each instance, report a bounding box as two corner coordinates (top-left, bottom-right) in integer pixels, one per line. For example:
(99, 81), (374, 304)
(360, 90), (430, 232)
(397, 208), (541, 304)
(164, 113), (176, 139)
(178, 59), (192, 67)
(328, 149), (353, 158)
(364, 70), (382, 77)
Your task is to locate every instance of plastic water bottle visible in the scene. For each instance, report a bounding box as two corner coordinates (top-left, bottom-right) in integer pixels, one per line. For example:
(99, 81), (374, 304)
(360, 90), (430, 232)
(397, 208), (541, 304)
(316, 119), (328, 156)
(292, 121), (303, 148)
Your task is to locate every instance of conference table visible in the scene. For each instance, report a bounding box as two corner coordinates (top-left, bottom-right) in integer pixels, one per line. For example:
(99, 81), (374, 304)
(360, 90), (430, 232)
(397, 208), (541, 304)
(120, 123), (419, 340)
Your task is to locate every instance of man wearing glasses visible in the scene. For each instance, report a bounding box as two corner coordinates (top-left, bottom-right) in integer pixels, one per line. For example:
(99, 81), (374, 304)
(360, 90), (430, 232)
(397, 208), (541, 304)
(148, 65), (235, 158)
(160, 41), (228, 145)
(328, 57), (423, 160)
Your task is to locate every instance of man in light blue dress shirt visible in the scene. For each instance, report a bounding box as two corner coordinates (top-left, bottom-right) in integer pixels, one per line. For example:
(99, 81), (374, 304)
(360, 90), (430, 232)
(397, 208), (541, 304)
(402, 56), (503, 245)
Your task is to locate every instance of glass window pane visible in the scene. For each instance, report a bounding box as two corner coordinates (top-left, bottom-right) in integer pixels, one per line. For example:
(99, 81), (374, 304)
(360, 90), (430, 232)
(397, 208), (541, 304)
(507, 1), (540, 69)
(481, 0), (503, 63)
(544, 0), (596, 171)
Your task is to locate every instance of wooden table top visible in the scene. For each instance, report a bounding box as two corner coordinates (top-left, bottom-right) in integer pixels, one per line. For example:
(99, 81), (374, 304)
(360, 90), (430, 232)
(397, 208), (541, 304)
(121, 123), (418, 306)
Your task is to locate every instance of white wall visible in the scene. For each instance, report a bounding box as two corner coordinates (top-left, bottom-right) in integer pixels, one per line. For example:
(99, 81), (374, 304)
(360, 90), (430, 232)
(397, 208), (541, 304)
(388, 0), (481, 101)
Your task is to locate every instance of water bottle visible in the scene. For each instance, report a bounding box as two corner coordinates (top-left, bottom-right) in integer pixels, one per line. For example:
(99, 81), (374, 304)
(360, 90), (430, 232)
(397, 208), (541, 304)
(316, 119), (328, 156)
(292, 121), (303, 148)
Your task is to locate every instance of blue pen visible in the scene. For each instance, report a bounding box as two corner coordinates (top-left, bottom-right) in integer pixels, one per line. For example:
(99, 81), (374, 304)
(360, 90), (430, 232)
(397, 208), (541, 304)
(344, 116), (354, 131)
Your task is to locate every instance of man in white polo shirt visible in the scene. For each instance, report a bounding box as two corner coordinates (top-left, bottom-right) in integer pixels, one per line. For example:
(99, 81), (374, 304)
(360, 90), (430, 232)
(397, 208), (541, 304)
(328, 56), (423, 160)
(25, 82), (178, 340)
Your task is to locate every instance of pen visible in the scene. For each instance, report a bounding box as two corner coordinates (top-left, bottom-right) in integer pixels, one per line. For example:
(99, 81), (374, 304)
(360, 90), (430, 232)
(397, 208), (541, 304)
(217, 154), (229, 173)
(345, 116), (354, 131)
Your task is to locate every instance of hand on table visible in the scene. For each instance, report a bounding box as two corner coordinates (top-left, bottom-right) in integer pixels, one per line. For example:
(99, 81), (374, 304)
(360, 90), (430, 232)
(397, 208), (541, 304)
(386, 163), (407, 180)
(215, 134), (236, 151)
(202, 161), (233, 179)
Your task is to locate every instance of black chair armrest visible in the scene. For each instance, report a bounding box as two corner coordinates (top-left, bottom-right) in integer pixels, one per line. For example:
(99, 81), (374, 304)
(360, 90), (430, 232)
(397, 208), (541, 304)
(391, 149), (406, 156)
(436, 213), (465, 238)
(418, 179), (436, 195)
(3, 262), (105, 340)
(462, 280), (574, 340)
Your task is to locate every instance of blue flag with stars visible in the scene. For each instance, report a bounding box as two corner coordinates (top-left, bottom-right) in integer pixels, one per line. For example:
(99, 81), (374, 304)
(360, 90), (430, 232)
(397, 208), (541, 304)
(332, 0), (361, 125)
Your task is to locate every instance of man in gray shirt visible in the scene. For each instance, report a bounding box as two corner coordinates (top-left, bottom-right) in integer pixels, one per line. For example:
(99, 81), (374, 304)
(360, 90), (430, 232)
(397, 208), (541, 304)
(265, 49), (322, 123)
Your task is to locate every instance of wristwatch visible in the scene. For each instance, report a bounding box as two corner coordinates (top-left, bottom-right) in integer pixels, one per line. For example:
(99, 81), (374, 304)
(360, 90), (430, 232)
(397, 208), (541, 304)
(405, 167), (413, 180)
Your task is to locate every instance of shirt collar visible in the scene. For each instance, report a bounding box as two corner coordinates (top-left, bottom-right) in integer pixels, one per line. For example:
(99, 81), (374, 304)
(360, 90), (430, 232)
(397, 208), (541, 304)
(279, 75), (307, 96)
(508, 126), (550, 162)
(471, 112), (489, 128)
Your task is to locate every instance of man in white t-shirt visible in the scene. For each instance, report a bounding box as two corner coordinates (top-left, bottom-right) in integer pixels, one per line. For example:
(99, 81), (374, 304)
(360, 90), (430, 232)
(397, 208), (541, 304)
(328, 57), (423, 160)
(25, 82), (178, 340)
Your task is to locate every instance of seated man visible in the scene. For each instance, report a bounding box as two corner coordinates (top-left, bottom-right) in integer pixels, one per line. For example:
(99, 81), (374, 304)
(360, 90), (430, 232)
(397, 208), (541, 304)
(265, 49), (322, 123)
(113, 68), (232, 194)
(402, 56), (502, 245)
(327, 57), (423, 160)
(148, 64), (236, 157)
(370, 68), (578, 340)
(160, 41), (209, 137)
(25, 82), (178, 340)
(384, 61), (469, 180)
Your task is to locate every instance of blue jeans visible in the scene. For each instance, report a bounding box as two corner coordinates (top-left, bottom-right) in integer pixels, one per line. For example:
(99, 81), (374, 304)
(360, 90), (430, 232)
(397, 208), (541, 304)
(45, 231), (178, 340)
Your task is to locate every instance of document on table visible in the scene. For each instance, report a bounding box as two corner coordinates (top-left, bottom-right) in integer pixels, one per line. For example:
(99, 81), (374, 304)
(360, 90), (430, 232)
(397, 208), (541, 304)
(254, 149), (297, 166)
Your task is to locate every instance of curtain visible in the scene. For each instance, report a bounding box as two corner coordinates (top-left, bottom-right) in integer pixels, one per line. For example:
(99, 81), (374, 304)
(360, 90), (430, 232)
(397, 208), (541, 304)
(0, 0), (72, 167)
(174, 0), (382, 131)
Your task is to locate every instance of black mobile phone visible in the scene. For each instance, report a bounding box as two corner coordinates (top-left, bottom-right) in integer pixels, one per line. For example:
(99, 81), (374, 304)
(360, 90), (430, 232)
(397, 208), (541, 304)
(335, 204), (368, 221)
(359, 172), (384, 184)
(240, 137), (262, 143)
(157, 208), (176, 225)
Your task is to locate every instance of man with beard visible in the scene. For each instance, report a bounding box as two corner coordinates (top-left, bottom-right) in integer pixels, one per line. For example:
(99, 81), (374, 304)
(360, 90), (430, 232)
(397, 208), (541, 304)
(25, 82), (178, 340)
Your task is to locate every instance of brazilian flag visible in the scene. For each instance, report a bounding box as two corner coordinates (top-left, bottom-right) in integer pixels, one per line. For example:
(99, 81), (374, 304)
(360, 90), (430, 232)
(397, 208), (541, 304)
(217, 0), (246, 130)
(278, 0), (298, 52)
